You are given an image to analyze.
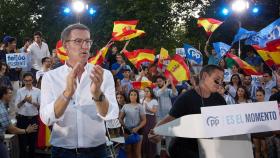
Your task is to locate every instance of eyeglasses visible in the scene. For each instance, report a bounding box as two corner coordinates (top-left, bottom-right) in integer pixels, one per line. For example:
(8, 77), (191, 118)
(66, 38), (93, 46)
(24, 79), (32, 82)
(214, 79), (223, 85)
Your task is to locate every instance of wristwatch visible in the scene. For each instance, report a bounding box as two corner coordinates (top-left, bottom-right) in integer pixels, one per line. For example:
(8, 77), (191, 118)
(92, 92), (105, 102)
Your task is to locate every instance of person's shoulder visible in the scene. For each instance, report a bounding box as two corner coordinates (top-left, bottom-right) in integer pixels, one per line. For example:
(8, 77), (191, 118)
(45, 65), (66, 77)
(32, 87), (41, 92)
(175, 89), (196, 102)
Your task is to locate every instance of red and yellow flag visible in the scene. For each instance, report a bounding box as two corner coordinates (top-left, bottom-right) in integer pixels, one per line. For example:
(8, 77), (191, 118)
(158, 48), (170, 69)
(266, 39), (280, 51)
(131, 81), (155, 90)
(37, 117), (51, 149)
(197, 18), (223, 36)
(226, 53), (262, 75)
(88, 47), (109, 65)
(56, 40), (68, 63)
(252, 45), (278, 67)
(164, 54), (191, 85)
(123, 49), (155, 69)
(112, 20), (145, 41)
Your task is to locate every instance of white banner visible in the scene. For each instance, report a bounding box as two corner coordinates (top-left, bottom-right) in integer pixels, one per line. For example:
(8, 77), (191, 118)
(6, 53), (27, 68)
(201, 101), (280, 138)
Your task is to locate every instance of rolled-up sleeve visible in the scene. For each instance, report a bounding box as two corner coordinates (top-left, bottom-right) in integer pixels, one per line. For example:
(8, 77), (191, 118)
(40, 72), (65, 126)
(101, 70), (119, 120)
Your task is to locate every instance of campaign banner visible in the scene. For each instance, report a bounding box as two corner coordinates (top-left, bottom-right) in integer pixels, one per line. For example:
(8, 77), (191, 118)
(6, 53), (27, 68)
(223, 69), (232, 82)
(201, 101), (280, 138)
(175, 48), (186, 58)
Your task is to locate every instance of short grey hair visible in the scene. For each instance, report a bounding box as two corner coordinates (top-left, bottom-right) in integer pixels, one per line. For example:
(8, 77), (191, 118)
(61, 23), (90, 43)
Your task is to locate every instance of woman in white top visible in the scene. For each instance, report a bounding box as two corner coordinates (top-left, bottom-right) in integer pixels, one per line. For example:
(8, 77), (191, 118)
(227, 74), (242, 98)
(234, 86), (252, 104)
(142, 87), (158, 158)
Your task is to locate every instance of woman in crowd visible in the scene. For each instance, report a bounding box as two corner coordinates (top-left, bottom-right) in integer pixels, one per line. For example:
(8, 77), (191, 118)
(271, 86), (279, 95)
(116, 91), (126, 109)
(217, 84), (235, 105)
(218, 57), (227, 70)
(141, 87), (158, 158)
(0, 62), (12, 88)
(231, 63), (240, 74)
(119, 89), (146, 158)
(253, 88), (268, 158)
(234, 86), (252, 104)
(226, 74), (242, 98)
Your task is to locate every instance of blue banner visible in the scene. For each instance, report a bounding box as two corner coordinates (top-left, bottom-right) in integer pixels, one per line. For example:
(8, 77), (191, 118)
(232, 28), (257, 44)
(183, 43), (203, 65)
(212, 42), (231, 59)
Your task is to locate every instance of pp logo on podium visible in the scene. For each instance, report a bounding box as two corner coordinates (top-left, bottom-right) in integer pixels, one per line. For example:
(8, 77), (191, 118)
(207, 116), (219, 127)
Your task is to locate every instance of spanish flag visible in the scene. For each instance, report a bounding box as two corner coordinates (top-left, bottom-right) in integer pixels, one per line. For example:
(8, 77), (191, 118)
(131, 81), (155, 90)
(88, 47), (109, 65)
(197, 18), (223, 36)
(112, 20), (138, 37)
(123, 49), (155, 69)
(37, 117), (51, 149)
(112, 20), (145, 41)
(164, 54), (191, 85)
(56, 40), (68, 63)
(158, 48), (170, 69)
(267, 39), (280, 51)
(226, 53), (261, 75)
(252, 45), (276, 67)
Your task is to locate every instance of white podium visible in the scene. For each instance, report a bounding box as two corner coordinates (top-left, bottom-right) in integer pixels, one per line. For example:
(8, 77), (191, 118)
(154, 101), (280, 158)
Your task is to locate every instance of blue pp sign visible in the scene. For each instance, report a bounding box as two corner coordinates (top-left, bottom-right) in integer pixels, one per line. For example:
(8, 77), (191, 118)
(6, 53), (27, 68)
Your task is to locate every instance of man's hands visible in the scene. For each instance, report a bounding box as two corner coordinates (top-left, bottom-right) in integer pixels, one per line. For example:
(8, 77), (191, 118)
(25, 124), (38, 134)
(64, 63), (84, 98)
(90, 65), (104, 99)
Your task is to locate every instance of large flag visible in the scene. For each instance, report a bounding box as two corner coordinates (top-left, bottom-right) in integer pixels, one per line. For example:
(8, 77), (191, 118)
(56, 40), (68, 63)
(252, 45), (278, 67)
(245, 18), (280, 47)
(37, 118), (51, 149)
(131, 81), (155, 90)
(212, 42), (231, 59)
(158, 48), (170, 69)
(164, 54), (191, 84)
(266, 38), (280, 51)
(232, 28), (257, 44)
(226, 53), (261, 75)
(112, 20), (145, 41)
(123, 49), (155, 69)
(197, 18), (223, 35)
(183, 43), (203, 65)
(88, 47), (109, 65)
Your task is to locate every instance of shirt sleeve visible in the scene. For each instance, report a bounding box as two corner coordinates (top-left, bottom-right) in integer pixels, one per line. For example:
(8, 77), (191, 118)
(101, 69), (119, 120)
(169, 93), (189, 118)
(139, 104), (145, 115)
(169, 88), (178, 98)
(40, 72), (65, 126)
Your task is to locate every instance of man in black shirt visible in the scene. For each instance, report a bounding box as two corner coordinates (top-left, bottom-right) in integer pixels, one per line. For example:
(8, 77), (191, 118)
(150, 65), (227, 158)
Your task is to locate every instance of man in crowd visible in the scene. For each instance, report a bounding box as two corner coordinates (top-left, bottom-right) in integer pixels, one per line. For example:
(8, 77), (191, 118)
(15, 73), (41, 158)
(204, 42), (219, 65)
(0, 86), (37, 158)
(243, 74), (258, 101)
(120, 67), (133, 97)
(153, 75), (178, 157)
(28, 31), (50, 78)
(244, 49), (263, 72)
(36, 57), (52, 82)
(19, 37), (32, 73)
(106, 45), (118, 69)
(150, 65), (226, 158)
(111, 53), (131, 80)
(262, 71), (276, 101)
(40, 23), (119, 158)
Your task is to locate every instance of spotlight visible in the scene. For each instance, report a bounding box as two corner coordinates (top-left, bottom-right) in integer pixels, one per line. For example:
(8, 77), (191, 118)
(63, 7), (71, 14)
(72, 0), (85, 13)
(89, 8), (96, 15)
(231, 0), (249, 13)
(222, 8), (229, 15)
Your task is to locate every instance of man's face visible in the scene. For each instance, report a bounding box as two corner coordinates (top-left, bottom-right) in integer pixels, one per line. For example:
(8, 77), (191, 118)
(3, 89), (13, 103)
(244, 76), (252, 85)
(43, 58), (52, 68)
(23, 76), (33, 87)
(112, 47), (118, 54)
(263, 73), (271, 83)
(34, 35), (42, 44)
(156, 78), (164, 88)
(8, 41), (16, 50)
(25, 41), (31, 47)
(204, 70), (224, 93)
(123, 70), (130, 78)
(64, 29), (91, 64)
(116, 55), (123, 63)
(211, 49), (217, 55)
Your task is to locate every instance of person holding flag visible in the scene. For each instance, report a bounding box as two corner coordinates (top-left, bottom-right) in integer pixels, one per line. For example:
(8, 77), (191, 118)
(204, 41), (219, 65)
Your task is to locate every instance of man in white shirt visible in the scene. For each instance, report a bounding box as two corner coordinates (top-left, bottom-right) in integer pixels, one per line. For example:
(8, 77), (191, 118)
(15, 72), (40, 158)
(40, 23), (119, 158)
(35, 57), (51, 82)
(19, 37), (32, 73)
(28, 31), (50, 77)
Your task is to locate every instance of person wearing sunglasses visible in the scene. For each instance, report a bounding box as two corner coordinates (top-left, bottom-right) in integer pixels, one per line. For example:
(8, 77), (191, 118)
(40, 23), (119, 158)
(149, 65), (226, 158)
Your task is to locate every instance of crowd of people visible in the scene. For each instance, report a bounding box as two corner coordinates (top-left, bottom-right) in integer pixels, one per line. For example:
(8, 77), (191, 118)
(0, 22), (279, 158)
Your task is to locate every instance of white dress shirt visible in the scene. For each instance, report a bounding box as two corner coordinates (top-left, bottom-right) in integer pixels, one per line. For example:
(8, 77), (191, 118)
(36, 69), (49, 81)
(40, 63), (119, 149)
(28, 42), (50, 70)
(15, 87), (41, 116)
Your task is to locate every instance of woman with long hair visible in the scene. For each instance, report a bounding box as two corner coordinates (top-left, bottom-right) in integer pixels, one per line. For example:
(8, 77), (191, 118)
(234, 86), (252, 104)
(226, 74), (242, 98)
(119, 89), (146, 158)
(253, 88), (268, 158)
(142, 87), (158, 158)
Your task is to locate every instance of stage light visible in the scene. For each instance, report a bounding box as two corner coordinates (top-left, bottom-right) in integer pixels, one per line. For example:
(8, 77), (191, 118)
(63, 7), (71, 14)
(72, 0), (85, 13)
(231, 0), (249, 13)
(222, 8), (229, 15)
(89, 8), (96, 15)
(252, 7), (259, 13)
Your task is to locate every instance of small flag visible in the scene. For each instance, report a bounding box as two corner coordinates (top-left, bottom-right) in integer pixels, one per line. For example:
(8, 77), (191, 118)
(56, 40), (68, 63)
(158, 48), (170, 69)
(212, 42), (231, 59)
(131, 81), (155, 90)
(253, 44), (280, 67)
(183, 43), (203, 65)
(232, 28), (257, 44)
(197, 18), (223, 35)
(226, 53), (261, 75)
(112, 20), (145, 41)
(123, 49), (155, 69)
(88, 47), (109, 65)
(164, 54), (191, 85)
